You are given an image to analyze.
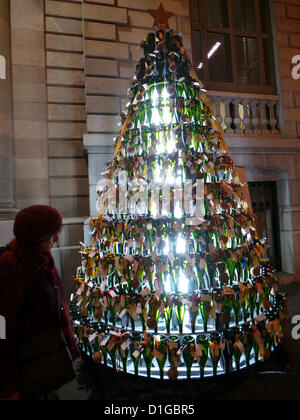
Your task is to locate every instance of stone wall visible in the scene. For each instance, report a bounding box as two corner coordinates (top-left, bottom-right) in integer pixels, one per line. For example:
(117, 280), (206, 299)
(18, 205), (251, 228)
(44, 0), (88, 294)
(82, 0), (191, 216)
(271, 0), (300, 280)
(45, 0), (89, 218)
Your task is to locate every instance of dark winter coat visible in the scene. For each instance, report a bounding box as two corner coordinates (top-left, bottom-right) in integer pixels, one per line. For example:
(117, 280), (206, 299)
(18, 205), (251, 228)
(0, 239), (80, 399)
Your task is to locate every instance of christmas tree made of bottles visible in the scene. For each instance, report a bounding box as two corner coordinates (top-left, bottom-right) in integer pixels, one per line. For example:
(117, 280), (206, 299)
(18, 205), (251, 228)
(70, 5), (287, 381)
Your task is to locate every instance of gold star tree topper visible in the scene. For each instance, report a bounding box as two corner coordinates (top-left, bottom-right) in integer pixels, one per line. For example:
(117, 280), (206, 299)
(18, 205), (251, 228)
(148, 3), (175, 30)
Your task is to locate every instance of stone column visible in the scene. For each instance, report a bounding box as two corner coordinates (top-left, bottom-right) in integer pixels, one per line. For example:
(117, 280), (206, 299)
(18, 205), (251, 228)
(0, 0), (17, 245)
(0, 0), (15, 219)
(10, 0), (49, 210)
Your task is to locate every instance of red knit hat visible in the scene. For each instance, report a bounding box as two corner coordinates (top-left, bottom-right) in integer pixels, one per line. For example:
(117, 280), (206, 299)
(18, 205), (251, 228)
(14, 205), (63, 245)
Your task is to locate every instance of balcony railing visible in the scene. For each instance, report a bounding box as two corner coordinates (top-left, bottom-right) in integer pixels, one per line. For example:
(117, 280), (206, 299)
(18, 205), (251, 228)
(207, 91), (281, 136)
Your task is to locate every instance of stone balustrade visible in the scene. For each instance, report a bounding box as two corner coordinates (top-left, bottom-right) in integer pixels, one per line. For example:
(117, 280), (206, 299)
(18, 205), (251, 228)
(207, 91), (281, 136)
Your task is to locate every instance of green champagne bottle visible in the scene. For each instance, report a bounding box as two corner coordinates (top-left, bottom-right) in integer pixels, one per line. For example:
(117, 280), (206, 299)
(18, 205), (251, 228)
(222, 294), (234, 329)
(143, 334), (155, 378)
(231, 327), (243, 371)
(130, 332), (143, 376)
(163, 295), (173, 334)
(222, 329), (234, 374)
(174, 296), (186, 334)
(107, 338), (117, 370)
(167, 335), (180, 370)
(182, 335), (195, 379)
(209, 332), (221, 377)
(119, 339), (130, 374)
(196, 334), (209, 379)
(232, 285), (242, 326)
(155, 335), (168, 380)
(200, 290), (212, 332)
(241, 282), (250, 322)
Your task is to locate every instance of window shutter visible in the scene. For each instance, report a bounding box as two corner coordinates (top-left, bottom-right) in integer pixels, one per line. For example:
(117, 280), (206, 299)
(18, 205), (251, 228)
(236, 37), (260, 85)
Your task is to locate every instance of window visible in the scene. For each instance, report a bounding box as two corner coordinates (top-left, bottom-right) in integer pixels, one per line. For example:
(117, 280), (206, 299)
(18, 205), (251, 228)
(248, 181), (282, 271)
(190, 0), (276, 94)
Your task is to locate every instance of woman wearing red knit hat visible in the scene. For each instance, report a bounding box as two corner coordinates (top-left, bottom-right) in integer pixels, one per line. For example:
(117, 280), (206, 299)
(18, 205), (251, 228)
(0, 205), (80, 400)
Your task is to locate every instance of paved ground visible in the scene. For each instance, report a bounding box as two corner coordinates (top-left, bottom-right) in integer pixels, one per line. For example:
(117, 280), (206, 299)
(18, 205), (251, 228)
(57, 282), (300, 401)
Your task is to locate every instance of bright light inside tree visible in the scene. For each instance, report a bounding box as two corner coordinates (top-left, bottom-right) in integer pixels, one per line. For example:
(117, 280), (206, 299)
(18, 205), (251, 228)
(176, 234), (186, 254)
(152, 107), (161, 126)
(164, 274), (172, 294)
(162, 85), (169, 101)
(152, 87), (159, 105)
(166, 166), (176, 185)
(150, 198), (159, 218)
(150, 84), (172, 128)
(178, 269), (189, 294)
(174, 200), (183, 218)
(163, 237), (170, 255)
(162, 86), (171, 125)
(163, 104), (172, 125)
(154, 164), (162, 183)
(167, 130), (176, 154)
(156, 143), (164, 154)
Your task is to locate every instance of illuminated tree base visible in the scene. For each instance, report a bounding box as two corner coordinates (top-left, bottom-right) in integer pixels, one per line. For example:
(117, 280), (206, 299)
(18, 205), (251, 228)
(102, 352), (258, 379)
(77, 328), (277, 381)
(73, 300), (283, 381)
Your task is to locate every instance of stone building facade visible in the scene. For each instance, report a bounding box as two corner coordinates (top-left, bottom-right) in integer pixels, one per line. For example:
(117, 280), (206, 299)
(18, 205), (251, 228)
(0, 0), (299, 296)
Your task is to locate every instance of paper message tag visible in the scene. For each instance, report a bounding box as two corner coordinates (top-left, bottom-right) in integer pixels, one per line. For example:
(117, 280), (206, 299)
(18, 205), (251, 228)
(128, 306), (139, 320)
(177, 345), (186, 356)
(152, 348), (164, 361)
(236, 341), (246, 353)
(88, 332), (98, 343)
(195, 343), (203, 357)
(136, 303), (142, 314)
(121, 339), (131, 351)
(167, 341), (178, 349)
(119, 309), (127, 319)
(168, 253), (175, 263)
(132, 347), (143, 358)
(100, 335), (110, 346)
(107, 340), (115, 352)
(109, 290), (117, 298)
(219, 338), (226, 351)
(255, 313), (267, 323)
(200, 258), (206, 269)
(200, 294), (212, 302)
(76, 284), (84, 296)
(140, 287), (150, 297)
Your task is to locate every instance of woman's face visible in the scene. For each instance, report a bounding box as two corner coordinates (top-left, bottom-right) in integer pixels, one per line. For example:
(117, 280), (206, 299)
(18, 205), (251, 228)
(40, 234), (59, 252)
